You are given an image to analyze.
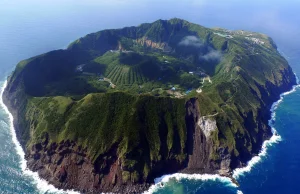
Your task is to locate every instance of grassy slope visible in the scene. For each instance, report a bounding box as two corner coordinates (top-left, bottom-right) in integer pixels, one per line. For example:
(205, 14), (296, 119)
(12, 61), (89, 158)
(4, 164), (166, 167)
(27, 92), (187, 160)
(24, 92), (188, 181)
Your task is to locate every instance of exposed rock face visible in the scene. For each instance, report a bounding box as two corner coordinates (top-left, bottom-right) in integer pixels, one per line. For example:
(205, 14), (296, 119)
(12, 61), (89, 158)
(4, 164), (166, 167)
(22, 98), (226, 193)
(26, 137), (151, 193)
(135, 37), (172, 52)
(184, 99), (218, 173)
(183, 98), (231, 175)
(198, 116), (217, 139)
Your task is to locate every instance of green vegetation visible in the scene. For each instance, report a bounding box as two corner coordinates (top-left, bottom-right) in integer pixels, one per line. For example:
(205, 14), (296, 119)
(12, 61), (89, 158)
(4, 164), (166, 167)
(22, 92), (187, 181)
(5, 18), (296, 182)
(32, 92), (186, 161)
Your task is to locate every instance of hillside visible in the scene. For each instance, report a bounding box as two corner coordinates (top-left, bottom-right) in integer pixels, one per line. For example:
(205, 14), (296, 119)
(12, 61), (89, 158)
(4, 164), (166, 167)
(3, 18), (297, 193)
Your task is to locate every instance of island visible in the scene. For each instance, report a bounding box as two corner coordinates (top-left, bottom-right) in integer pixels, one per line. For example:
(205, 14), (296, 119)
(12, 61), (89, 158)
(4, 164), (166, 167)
(3, 18), (296, 193)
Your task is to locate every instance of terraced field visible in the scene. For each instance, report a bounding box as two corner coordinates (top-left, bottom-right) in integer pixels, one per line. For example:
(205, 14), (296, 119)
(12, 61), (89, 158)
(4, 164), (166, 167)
(104, 63), (149, 85)
(76, 50), (206, 96)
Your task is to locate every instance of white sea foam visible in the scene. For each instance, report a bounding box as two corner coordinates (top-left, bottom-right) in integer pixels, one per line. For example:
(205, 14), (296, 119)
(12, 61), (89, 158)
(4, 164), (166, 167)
(144, 173), (237, 194)
(232, 132), (282, 178)
(145, 78), (300, 193)
(233, 81), (300, 179)
(2, 74), (298, 194)
(0, 80), (79, 194)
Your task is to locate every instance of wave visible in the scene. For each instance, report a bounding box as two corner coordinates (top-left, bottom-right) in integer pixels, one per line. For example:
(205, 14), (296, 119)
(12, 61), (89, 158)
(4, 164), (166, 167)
(232, 131), (281, 178)
(0, 80), (79, 194)
(1, 75), (298, 194)
(145, 80), (300, 193)
(233, 81), (300, 179)
(144, 173), (237, 194)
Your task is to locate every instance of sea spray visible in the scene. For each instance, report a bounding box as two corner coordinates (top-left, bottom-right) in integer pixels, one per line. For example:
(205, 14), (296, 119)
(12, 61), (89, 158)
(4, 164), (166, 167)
(0, 79), (239, 194)
(145, 81), (300, 193)
(233, 81), (300, 179)
(232, 132), (282, 178)
(0, 80), (79, 194)
(144, 173), (237, 194)
(1, 76), (298, 194)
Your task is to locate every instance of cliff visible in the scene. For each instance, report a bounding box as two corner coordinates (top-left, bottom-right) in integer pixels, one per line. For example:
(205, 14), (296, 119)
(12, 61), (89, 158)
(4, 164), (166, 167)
(3, 18), (297, 193)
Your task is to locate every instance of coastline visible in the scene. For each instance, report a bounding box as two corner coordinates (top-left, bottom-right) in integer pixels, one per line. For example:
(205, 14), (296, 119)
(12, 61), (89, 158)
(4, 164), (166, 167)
(0, 80), (79, 194)
(144, 173), (238, 194)
(144, 77), (300, 194)
(1, 76), (298, 194)
(233, 80), (300, 178)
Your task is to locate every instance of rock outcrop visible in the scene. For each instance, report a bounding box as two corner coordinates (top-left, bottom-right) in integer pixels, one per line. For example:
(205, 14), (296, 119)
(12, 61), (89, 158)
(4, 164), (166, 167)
(26, 137), (151, 193)
(135, 37), (172, 52)
(24, 98), (228, 193)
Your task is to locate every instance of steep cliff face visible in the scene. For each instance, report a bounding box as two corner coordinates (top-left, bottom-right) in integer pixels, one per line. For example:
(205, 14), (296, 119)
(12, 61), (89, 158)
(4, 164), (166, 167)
(2, 18), (298, 193)
(22, 98), (229, 193)
(26, 138), (151, 193)
(183, 98), (223, 174)
(3, 73), (29, 149)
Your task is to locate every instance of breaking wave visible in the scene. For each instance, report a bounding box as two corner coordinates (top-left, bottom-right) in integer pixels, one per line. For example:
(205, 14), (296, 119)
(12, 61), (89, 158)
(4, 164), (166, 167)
(233, 78), (300, 179)
(145, 76), (300, 193)
(0, 80), (79, 194)
(144, 173), (237, 194)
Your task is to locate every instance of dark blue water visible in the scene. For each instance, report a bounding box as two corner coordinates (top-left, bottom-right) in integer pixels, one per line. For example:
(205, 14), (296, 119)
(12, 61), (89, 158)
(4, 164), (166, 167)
(1, 1), (300, 193)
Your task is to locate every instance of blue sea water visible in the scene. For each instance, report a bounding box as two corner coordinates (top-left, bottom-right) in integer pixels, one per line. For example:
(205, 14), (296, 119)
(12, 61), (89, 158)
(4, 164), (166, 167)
(1, 1), (300, 193)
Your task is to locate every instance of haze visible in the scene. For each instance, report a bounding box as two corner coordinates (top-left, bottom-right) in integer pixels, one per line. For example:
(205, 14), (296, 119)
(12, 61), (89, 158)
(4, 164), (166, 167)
(0, 0), (299, 76)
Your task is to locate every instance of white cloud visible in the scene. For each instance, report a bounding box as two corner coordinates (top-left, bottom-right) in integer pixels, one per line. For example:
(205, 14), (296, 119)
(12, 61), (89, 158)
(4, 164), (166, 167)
(179, 36), (203, 48)
(201, 49), (222, 61)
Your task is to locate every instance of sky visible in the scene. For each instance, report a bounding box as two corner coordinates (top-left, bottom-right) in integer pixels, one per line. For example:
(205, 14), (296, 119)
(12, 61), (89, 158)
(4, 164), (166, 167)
(0, 0), (299, 74)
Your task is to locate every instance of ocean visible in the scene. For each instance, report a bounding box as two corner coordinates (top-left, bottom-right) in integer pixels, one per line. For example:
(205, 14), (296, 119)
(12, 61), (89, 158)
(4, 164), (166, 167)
(0, 1), (300, 193)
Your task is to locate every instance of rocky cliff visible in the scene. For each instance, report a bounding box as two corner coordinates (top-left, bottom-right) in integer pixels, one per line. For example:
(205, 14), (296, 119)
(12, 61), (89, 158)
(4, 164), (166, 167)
(10, 97), (231, 193)
(22, 98), (225, 193)
(4, 76), (295, 193)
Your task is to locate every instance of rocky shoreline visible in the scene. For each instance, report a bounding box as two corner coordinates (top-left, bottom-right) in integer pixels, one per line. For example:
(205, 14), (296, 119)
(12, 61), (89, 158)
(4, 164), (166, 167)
(3, 82), (295, 193)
